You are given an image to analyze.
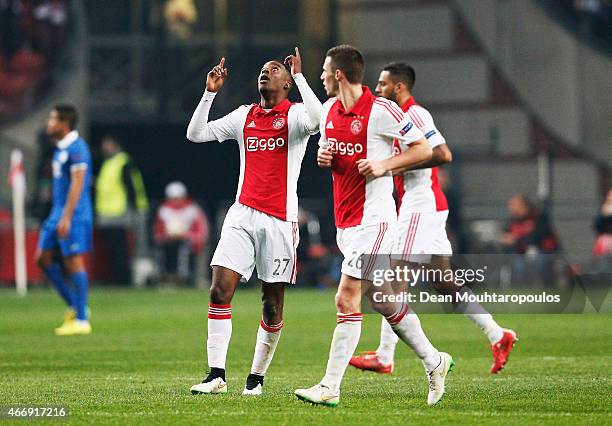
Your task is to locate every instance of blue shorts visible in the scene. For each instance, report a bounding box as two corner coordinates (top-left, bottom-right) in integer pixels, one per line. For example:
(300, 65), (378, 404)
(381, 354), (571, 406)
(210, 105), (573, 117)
(38, 219), (92, 256)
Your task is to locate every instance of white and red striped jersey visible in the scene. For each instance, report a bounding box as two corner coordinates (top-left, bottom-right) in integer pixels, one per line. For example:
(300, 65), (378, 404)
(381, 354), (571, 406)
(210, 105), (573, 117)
(320, 87), (425, 228)
(187, 91), (319, 222)
(394, 97), (448, 213)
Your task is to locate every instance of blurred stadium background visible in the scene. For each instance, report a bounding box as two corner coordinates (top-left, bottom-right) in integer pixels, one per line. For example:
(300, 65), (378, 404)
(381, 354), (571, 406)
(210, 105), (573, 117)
(1, 0), (611, 288)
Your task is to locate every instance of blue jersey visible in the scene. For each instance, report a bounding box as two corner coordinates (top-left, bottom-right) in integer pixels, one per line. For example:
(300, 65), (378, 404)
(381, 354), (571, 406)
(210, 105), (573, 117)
(49, 131), (93, 223)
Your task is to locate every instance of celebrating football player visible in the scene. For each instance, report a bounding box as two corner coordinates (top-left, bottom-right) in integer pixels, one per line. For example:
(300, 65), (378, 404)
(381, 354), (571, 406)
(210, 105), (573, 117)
(186, 48), (321, 396)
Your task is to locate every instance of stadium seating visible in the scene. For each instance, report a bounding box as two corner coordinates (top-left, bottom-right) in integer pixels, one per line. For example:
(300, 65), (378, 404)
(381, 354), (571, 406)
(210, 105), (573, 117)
(368, 55), (490, 104)
(0, 0), (66, 125)
(459, 159), (599, 254)
(435, 107), (531, 155)
(0, 49), (47, 124)
(339, 4), (454, 53)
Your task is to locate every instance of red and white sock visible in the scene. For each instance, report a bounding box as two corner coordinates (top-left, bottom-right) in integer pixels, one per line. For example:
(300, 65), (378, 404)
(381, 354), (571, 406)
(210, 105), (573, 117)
(385, 303), (440, 372)
(250, 319), (284, 376)
(320, 313), (363, 394)
(207, 303), (232, 369)
(376, 317), (399, 365)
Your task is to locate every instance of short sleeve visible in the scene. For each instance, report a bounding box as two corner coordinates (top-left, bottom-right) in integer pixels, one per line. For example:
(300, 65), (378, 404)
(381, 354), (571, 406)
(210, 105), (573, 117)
(69, 142), (90, 171)
(207, 106), (248, 142)
(375, 99), (424, 146)
(407, 105), (446, 149)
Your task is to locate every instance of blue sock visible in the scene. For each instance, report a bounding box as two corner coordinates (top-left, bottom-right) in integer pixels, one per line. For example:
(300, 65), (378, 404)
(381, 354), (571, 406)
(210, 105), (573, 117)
(71, 271), (89, 321)
(44, 264), (75, 309)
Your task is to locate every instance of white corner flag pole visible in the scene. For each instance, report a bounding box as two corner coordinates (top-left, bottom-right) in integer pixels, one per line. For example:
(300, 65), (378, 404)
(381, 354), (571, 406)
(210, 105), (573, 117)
(9, 150), (27, 297)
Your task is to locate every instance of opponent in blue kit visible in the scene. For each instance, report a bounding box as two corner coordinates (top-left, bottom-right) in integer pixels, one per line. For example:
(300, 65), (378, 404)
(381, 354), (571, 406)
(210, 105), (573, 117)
(36, 105), (93, 335)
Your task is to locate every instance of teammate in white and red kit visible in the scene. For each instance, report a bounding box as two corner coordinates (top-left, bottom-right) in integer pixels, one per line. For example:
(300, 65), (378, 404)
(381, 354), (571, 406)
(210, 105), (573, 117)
(294, 45), (454, 408)
(349, 62), (517, 376)
(186, 49), (321, 396)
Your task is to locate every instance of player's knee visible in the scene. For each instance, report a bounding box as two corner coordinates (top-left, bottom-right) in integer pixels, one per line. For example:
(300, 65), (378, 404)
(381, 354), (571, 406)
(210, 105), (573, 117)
(209, 267), (240, 304)
(335, 291), (359, 314)
(36, 255), (45, 269)
(432, 277), (458, 295)
(36, 251), (51, 269)
(370, 300), (396, 317)
(262, 299), (283, 324)
(63, 256), (85, 275)
(429, 257), (456, 294)
(209, 280), (233, 305)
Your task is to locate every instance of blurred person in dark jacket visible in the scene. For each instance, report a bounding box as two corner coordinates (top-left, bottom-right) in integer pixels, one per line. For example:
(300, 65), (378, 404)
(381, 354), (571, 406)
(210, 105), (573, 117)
(500, 193), (562, 288)
(32, 131), (55, 222)
(500, 193), (560, 255)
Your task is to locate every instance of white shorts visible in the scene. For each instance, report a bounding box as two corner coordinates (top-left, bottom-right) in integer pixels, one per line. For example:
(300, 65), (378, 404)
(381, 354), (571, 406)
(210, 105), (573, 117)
(393, 210), (453, 263)
(211, 203), (299, 284)
(336, 222), (395, 280)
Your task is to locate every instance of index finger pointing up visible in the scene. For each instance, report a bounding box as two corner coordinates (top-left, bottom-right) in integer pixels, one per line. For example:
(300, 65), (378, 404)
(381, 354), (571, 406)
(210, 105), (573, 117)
(294, 47), (300, 58)
(219, 57), (226, 68)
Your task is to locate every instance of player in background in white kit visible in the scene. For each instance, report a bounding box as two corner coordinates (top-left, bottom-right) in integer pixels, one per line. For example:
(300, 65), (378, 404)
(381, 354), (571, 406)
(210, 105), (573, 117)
(186, 49), (321, 396)
(294, 45), (454, 407)
(351, 62), (517, 375)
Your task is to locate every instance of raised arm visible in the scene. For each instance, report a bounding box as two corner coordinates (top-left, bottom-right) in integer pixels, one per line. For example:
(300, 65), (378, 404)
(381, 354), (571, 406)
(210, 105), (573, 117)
(285, 47), (322, 132)
(186, 57), (229, 142)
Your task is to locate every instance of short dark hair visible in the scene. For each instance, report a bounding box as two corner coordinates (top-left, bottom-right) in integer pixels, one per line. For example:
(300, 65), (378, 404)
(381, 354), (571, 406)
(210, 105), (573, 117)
(270, 59), (293, 86)
(326, 44), (365, 84)
(271, 59), (291, 77)
(382, 62), (416, 90)
(52, 104), (78, 130)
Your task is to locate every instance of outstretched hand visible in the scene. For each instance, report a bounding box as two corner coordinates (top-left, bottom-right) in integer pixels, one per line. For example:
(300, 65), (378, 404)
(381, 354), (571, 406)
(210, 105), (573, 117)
(206, 57), (228, 92)
(284, 47), (302, 76)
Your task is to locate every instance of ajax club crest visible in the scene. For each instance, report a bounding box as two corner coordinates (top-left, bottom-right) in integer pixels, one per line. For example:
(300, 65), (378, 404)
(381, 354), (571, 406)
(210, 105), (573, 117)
(273, 116), (286, 130)
(350, 119), (363, 135)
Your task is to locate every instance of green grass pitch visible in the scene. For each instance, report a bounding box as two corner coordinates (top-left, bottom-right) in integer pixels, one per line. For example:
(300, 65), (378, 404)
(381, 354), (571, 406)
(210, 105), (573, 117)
(1, 287), (610, 425)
